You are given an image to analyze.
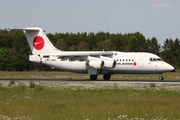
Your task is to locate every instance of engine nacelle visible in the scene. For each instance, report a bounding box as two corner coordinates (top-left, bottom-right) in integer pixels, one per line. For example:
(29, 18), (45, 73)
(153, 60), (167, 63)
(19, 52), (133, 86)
(88, 60), (104, 69)
(103, 60), (116, 69)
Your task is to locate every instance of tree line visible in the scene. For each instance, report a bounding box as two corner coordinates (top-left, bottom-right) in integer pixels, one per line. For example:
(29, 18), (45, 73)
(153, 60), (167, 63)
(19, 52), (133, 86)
(0, 29), (179, 71)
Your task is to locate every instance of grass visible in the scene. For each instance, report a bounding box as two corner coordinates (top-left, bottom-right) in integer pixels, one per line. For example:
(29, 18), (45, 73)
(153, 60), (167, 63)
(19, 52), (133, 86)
(0, 71), (179, 80)
(0, 71), (179, 119)
(0, 83), (180, 120)
(29, 81), (35, 89)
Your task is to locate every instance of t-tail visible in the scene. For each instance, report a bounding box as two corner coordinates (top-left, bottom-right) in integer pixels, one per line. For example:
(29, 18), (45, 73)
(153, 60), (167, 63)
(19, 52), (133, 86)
(10, 27), (61, 55)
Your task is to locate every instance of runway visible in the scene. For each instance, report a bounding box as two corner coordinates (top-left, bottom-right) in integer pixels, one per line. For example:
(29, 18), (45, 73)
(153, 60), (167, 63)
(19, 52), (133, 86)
(0, 79), (180, 85)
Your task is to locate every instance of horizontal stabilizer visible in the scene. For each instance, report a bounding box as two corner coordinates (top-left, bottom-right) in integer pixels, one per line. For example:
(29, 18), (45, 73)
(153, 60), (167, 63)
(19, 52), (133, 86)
(8, 27), (45, 32)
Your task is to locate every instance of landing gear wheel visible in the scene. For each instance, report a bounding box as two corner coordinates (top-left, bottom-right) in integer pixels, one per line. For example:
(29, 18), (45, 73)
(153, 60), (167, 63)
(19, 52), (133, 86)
(103, 74), (111, 80)
(90, 75), (98, 80)
(159, 76), (164, 81)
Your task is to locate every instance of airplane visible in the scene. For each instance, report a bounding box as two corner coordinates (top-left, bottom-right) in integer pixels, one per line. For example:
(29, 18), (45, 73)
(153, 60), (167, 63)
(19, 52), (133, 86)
(9, 27), (175, 81)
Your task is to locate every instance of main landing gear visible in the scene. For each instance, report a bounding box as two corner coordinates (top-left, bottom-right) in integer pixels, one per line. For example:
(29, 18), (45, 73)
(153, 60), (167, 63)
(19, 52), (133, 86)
(103, 74), (111, 80)
(90, 75), (98, 80)
(90, 74), (111, 80)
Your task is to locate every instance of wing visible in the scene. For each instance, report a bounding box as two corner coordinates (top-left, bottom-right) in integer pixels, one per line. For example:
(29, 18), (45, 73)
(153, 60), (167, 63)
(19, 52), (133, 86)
(55, 51), (114, 61)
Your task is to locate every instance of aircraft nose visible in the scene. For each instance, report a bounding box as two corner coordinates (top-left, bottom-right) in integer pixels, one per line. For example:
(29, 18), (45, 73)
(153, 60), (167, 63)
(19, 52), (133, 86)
(167, 64), (175, 72)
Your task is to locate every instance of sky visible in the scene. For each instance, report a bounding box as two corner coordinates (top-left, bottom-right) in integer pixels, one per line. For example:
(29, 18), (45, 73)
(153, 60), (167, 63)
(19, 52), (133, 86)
(0, 0), (180, 45)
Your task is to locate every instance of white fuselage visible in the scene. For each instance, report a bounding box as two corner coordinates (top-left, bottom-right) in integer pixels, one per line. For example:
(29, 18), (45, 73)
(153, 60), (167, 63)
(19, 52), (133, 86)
(35, 51), (174, 75)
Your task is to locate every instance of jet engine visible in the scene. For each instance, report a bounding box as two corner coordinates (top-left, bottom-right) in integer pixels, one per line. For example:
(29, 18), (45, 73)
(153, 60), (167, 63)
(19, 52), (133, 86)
(103, 60), (116, 69)
(88, 60), (104, 69)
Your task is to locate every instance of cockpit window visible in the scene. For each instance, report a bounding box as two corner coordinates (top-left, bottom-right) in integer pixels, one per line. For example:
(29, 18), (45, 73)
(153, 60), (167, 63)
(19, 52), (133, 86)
(153, 58), (157, 61)
(149, 58), (153, 62)
(149, 58), (163, 62)
(157, 58), (162, 61)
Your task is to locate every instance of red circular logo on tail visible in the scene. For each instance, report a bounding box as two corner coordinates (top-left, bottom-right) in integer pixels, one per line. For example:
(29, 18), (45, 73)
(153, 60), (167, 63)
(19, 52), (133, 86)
(33, 36), (44, 50)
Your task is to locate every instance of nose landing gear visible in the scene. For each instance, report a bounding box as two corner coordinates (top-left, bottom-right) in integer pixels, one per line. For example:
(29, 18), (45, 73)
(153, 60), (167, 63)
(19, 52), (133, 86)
(159, 74), (164, 81)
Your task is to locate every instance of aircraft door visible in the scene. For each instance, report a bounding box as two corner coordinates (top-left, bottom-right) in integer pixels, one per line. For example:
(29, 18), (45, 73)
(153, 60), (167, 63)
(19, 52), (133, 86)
(138, 57), (144, 67)
(57, 59), (62, 66)
(153, 58), (157, 68)
(149, 58), (158, 70)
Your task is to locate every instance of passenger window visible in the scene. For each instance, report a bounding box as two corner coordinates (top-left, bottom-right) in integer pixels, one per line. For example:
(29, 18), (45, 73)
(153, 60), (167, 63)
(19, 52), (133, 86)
(43, 55), (50, 58)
